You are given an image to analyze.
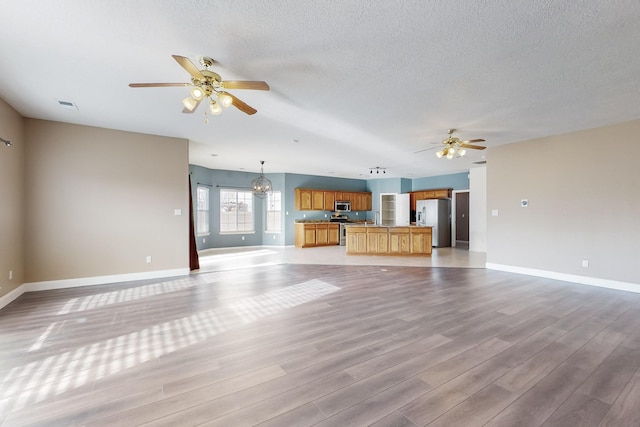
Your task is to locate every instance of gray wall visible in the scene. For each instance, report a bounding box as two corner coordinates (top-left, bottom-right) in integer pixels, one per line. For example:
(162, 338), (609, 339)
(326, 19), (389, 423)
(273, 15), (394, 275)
(487, 118), (640, 285)
(0, 98), (25, 299)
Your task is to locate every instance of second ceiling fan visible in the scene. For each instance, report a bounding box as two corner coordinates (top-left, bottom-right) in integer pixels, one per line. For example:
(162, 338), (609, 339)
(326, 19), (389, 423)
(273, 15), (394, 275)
(129, 55), (270, 116)
(415, 129), (486, 159)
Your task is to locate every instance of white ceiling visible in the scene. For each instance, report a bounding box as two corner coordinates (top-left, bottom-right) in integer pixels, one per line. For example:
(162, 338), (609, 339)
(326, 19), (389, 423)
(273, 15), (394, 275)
(1, 1), (640, 179)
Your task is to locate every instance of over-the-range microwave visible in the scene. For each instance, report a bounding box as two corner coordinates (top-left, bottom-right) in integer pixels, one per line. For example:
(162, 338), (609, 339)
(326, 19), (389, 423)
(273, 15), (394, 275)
(335, 201), (351, 212)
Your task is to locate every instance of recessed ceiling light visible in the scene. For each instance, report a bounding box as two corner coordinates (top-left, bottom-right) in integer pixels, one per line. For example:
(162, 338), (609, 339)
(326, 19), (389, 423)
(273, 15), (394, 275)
(292, 139), (299, 143)
(210, 154), (218, 157)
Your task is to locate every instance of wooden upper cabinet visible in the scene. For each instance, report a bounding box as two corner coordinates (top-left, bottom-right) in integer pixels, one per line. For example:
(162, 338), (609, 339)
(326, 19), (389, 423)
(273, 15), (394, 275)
(295, 188), (372, 211)
(363, 192), (372, 211)
(295, 188), (312, 210)
(311, 190), (324, 210)
(409, 188), (452, 210)
(323, 191), (336, 211)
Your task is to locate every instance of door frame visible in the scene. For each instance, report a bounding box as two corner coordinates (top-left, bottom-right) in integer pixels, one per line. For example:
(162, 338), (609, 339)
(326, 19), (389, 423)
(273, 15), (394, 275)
(451, 189), (470, 248)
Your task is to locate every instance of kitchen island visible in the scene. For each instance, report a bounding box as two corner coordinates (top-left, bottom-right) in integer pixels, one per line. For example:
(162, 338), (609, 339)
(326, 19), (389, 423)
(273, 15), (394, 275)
(345, 224), (433, 256)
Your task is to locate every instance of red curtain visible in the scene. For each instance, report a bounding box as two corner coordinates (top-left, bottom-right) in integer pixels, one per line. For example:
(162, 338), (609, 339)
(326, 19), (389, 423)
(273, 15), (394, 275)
(188, 175), (200, 271)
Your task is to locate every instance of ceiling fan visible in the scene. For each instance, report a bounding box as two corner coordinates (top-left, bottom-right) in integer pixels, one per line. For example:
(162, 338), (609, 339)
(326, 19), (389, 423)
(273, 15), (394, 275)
(129, 55), (269, 117)
(415, 129), (486, 159)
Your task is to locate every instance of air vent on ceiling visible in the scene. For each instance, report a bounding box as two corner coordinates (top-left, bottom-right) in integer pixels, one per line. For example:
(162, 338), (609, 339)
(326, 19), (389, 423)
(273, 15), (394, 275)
(473, 160), (487, 164)
(57, 100), (78, 110)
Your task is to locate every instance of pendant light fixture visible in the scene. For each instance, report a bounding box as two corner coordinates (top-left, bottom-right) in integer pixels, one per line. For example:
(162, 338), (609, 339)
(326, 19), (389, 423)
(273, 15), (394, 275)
(251, 160), (272, 198)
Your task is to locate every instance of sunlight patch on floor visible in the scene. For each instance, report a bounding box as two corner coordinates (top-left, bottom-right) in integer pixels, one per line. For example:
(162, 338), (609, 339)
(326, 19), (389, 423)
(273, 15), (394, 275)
(0, 279), (340, 415)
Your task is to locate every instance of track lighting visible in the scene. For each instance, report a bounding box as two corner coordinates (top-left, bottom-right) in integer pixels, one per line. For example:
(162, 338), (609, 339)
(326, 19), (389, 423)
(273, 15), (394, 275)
(369, 167), (386, 175)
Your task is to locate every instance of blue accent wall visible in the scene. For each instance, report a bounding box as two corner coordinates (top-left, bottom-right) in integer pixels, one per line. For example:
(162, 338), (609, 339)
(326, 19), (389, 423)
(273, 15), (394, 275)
(190, 165), (471, 249)
(412, 172), (469, 191)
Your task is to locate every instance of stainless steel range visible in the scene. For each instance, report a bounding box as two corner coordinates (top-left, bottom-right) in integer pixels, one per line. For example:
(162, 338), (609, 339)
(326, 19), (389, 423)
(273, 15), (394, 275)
(330, 214), (350, 246)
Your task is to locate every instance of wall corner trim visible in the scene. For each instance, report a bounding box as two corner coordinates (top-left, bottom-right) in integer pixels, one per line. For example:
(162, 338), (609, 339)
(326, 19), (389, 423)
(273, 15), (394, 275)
(0, 268), (190, 311)
(486, 263), (640, 294)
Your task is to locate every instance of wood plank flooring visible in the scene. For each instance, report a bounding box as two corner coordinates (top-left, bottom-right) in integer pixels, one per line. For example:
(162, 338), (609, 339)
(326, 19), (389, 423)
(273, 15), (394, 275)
(1, 264), (640, 426)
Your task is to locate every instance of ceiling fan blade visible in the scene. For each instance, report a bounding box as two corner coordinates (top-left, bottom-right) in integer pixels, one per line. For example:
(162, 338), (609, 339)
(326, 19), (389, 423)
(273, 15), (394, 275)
(227, 93), (257, 115)
(461, 138), (486, 143)
(129, 83), (189, 88)
(182, 98), (202, 114)
(414, 146), (439, 154)
(172, 55), (205, 79)
(460, 143), (486, 150)
(221, 81), (270, 90)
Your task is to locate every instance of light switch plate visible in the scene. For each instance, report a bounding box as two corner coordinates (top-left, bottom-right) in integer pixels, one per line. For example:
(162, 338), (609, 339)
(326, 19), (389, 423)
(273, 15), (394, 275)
(491, 209), (499, 216)
(521, 199), (529, 208)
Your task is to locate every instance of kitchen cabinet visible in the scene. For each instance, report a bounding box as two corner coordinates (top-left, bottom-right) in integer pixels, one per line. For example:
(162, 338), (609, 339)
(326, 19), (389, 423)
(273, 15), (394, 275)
(295, 188), (312, 210)
(389, 227), (411, 254)
(323, 191), (336, 211)
(294, 222), (340, 247)
(328, 223), (340, 245)
(346, 227), (368, 253)
(409, 188), (452, 211)
(410, 227), (432, 254)
(367, 227), (389, 253)
(346, 225), (432, 256)
(312, 190), (325, 210)
(295, 188), (372, 211)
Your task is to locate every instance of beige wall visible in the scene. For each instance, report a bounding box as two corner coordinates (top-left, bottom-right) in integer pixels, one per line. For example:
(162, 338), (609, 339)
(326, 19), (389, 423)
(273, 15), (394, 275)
(487, 118), (640, 285)
(0, 99), (25, 298)
(24, 119), (189, 283)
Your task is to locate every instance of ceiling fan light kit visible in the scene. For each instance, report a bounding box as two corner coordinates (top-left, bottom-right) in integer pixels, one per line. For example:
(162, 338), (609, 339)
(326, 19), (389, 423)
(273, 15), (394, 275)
(129, 54), (270, 120)
(432, 128), (486, 160)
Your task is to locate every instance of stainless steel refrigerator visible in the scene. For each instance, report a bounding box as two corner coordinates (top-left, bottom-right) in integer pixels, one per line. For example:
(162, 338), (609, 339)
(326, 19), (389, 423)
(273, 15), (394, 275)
(416, 199), (451, 247)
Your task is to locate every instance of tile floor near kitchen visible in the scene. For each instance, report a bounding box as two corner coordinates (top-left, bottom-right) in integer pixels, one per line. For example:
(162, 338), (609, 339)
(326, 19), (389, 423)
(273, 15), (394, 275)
(196, 245), (486, 272)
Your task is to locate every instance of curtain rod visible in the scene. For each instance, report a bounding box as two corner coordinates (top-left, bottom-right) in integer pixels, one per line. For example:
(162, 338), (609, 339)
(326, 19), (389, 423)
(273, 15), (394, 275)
(196, 182), (213, 187)
(216, 184), (252, 190)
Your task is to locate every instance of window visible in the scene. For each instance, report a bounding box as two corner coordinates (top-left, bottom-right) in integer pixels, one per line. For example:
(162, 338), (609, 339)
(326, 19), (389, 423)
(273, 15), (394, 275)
(220, 189), (254, 233)
(196, 186), (210, 235)
(266, 191), (282, 232)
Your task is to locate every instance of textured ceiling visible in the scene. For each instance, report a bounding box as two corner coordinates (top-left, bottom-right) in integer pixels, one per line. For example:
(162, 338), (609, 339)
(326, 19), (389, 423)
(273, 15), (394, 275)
(1, 0), (639, 179)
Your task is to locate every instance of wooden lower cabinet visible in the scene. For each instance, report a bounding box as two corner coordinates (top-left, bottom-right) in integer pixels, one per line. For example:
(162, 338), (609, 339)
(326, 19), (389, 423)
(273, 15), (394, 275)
(367, 228), (389, 253)
(295, 223), (339, 248)
(389, 227), (411, 254)
(346, 226), (432, 256)
(346, 227), (368, 253)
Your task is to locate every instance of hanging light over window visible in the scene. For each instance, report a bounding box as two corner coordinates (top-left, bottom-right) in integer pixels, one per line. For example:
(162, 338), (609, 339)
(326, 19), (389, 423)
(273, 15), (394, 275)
(251, 160), (272, 199)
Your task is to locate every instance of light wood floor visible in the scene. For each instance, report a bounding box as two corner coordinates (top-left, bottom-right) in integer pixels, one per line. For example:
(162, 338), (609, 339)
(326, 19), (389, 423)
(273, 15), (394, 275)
(1, 248), (640, 426)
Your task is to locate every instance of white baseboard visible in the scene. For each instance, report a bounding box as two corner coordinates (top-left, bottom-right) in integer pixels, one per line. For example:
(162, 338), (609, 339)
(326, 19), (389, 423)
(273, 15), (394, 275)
(486, 263), (640, 294)
(0, 285), (26, 311)
(0, 268), (190, 311)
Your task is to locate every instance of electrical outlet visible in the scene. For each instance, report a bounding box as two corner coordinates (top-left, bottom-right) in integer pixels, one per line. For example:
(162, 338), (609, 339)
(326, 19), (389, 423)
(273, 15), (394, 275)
(241, 236), (245, 241)
(202, 238), (205, 243)
(582, 259), (589, 268)
(146, 256), (152, 263)
(492, 209), (499, 216)
(273, 235), (276, 239)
